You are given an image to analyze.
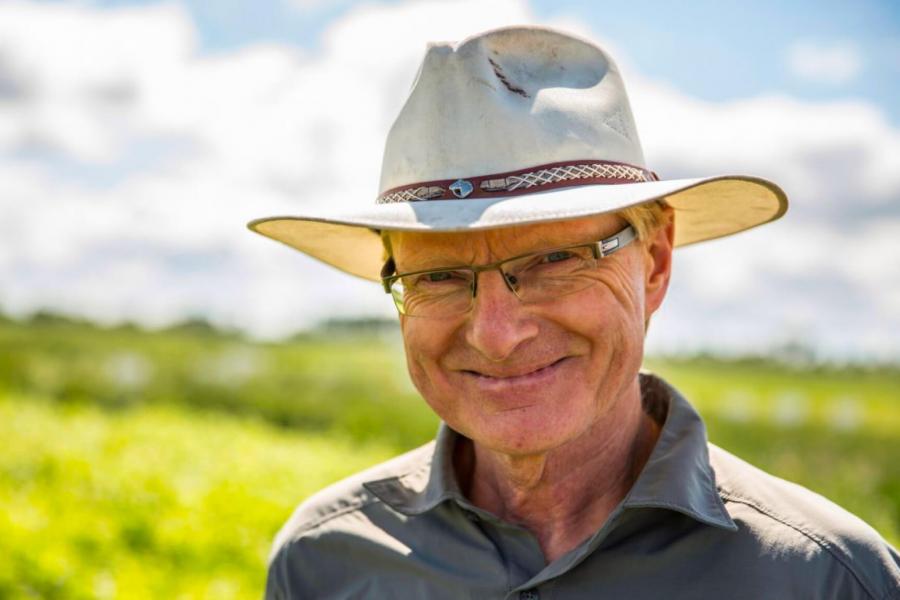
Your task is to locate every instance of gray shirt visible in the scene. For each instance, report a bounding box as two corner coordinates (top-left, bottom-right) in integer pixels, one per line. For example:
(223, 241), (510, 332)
(266, 374), (900, 599)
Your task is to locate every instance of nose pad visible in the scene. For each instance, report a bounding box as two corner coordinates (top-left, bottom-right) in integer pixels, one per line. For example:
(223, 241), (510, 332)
(500, 269), (522, 297)
(471, 268), (522, 303)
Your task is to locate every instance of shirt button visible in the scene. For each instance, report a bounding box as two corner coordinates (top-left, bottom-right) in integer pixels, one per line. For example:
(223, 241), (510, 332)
(519, 590), (540, 600)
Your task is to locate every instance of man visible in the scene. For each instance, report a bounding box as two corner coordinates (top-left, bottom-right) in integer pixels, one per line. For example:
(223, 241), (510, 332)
(251, 26), (899, 599)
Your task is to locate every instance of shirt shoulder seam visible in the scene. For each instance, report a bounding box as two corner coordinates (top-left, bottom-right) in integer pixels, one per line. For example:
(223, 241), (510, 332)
(286, 445), (436, 539)
(719, 490), (882, 600)
(287, 494), (385, 539)
(365, 459), (430, 488)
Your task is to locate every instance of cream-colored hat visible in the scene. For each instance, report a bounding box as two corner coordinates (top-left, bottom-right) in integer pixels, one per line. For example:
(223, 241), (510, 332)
(248, 25), (787, 281)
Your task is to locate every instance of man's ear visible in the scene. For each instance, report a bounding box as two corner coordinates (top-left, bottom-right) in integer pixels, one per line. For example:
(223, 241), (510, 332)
(643, 206), (675, 328)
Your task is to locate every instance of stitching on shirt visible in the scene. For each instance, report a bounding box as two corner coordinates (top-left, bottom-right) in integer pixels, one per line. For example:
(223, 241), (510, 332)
(363, 461), (435, 514)
(699, 462), (738, 525)
(289, 459), (444, 538)
(394, 459), (432, 488)
(718, 490), (882, 600)
(290, 493), (382, 538)
(365, 453), (432, 490)
(624, 500), (734, 530)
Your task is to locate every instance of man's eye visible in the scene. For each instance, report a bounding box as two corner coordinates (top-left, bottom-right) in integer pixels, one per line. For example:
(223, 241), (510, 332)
(541, 250), (575, 264)
(413, 271), (468, 286)
(426, 271), (454, 282)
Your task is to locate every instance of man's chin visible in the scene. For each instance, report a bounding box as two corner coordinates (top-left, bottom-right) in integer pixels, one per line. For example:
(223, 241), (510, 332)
(453, 397), (594, 457)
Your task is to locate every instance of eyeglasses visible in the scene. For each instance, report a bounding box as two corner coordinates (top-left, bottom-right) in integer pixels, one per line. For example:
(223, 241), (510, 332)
(380, 225), (636, 318)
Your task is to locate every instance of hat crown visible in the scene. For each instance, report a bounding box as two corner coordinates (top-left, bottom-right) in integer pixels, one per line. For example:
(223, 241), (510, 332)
(378, 26), (646, 194)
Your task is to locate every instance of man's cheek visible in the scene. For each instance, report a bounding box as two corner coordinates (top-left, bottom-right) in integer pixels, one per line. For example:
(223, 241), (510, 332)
(405, 346), (448, 404)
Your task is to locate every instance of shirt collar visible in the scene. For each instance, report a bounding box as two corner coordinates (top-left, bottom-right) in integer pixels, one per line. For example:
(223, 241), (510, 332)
(363, 422), (464, 515)
(621, 374), (736, 530)
(364, 373), (736, 531)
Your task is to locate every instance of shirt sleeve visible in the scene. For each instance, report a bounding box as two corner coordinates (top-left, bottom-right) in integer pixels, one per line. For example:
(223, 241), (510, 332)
(264, 545), (290, 600)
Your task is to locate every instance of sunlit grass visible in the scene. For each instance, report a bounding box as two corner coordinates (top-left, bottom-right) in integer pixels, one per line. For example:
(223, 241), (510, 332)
(1, 317), (897, 598)
(0, 394), (397, 599)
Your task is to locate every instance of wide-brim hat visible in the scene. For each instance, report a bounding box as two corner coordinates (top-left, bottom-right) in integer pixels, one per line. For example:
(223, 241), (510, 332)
(248, 26), (787, 281)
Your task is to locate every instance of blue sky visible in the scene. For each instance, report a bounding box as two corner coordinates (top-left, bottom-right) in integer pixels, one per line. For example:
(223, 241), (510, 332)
(543, 0), (900, 118)
(83, 0), (900, 122)
(2, 0), (899, 359)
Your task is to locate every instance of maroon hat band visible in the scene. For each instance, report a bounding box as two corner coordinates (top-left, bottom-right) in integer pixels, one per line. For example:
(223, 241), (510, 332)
(377, 159), (659, 205)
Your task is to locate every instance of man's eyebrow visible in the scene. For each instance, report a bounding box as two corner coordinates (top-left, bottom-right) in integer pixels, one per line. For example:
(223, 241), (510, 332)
(514, 219), (622, 250)
(394, 249), (477, 271)
(395, 232), (605, 271)
(508, 230), (605, 254)
(526, 233), (587, 250)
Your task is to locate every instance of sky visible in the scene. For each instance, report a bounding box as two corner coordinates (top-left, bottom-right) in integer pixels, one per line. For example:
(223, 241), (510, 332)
(1, 0), (899, 360)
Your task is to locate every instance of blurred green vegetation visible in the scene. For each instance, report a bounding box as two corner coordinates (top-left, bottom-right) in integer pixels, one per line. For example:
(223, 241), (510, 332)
(0, 396), (396, 599)
(1, 313), (898, 598)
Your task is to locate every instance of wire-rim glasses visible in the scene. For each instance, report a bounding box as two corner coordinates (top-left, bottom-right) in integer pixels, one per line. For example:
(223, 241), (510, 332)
(380, 225), (637, 318)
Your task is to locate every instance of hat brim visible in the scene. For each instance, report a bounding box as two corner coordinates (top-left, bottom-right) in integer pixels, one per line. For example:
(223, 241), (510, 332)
(248, 175), (786, 281)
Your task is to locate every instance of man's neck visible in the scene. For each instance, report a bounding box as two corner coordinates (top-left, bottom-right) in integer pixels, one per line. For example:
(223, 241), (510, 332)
(456, 380), (661, 564)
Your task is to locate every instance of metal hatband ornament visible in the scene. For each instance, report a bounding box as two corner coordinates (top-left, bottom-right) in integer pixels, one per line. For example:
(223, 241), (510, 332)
(377, 160), (659, 205)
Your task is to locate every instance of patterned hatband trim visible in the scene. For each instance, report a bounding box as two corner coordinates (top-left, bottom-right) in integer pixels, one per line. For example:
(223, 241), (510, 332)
(377, 160), (659, 204)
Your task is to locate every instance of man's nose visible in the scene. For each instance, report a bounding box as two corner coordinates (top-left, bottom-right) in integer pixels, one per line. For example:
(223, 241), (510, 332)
(464, 269), (539, 362)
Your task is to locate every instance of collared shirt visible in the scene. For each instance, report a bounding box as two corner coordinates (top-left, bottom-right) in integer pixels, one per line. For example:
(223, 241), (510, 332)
(266, 374), (900, 599)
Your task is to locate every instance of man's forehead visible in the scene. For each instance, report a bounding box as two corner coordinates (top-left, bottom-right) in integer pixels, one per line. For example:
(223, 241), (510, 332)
(390, 214), (623, 268)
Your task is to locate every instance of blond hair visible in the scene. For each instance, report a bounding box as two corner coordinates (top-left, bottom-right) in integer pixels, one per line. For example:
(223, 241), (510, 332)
(619, 199), (672, 332)
(618, 199), (670, 243)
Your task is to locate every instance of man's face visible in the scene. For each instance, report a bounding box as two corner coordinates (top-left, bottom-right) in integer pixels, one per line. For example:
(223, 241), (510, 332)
(390, 213), (673, 456)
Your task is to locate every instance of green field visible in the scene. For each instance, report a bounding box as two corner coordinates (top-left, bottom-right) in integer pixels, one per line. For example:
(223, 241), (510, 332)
(1, 314), (898, 598)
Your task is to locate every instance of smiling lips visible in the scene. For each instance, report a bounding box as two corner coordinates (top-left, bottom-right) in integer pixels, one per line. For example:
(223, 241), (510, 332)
(462, 357), (568, 382)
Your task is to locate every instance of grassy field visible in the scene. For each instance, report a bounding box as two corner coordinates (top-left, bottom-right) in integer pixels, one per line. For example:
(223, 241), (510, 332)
(1, 314), (898, 598)
(0, 394), (398, 599)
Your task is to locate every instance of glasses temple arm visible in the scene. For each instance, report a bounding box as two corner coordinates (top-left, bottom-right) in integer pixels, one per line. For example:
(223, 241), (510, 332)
(599, 225), (637, 257)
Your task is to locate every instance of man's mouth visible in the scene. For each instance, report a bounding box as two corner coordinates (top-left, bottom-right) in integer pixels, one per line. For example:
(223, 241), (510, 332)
(462, 357), (569, 380)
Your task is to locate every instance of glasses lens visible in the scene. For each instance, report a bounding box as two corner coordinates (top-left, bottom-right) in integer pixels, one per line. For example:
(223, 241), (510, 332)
(391, 270), (474, 317)
(503, 246), (598, 303)
(387, 244), (601, 317)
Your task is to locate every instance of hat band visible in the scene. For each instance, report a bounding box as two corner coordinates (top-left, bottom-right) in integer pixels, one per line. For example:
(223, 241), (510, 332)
(377, 160), (659, 204)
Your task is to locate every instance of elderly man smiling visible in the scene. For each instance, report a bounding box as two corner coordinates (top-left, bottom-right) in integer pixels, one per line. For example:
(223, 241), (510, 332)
(252, 26), (899, 600)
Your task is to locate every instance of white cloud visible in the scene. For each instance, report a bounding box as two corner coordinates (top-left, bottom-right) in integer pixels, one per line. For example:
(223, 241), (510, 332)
(0, 0), (541, 334)
(786, 40), (862, 85)
(0, 0), (898, 359)
(631, 82), (900, 219)
(629, 75), (900, 360)
(0, 1), (196, 162)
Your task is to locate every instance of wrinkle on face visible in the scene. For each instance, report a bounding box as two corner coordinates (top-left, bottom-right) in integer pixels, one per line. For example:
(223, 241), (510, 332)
(389, 216), (629, 273)
(392, 214), (655, 457)
(392, 212), (674, 564)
